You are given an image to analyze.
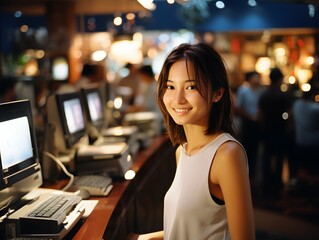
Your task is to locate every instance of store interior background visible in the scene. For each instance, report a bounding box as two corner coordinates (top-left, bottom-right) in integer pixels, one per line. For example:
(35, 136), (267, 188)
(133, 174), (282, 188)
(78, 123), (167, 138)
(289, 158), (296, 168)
(1, 0), (319, 239)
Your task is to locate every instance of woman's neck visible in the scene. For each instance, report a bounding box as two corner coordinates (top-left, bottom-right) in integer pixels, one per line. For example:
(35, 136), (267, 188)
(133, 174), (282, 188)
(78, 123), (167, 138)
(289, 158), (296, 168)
(184, 126), (221, 156)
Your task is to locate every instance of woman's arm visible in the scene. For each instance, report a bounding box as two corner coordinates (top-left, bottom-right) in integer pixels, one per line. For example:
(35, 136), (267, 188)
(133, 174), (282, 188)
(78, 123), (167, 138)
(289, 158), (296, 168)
(175, 145), (182, 165)
(134, 148), (181, 240)
(137, 231), (164, 240)
(212, 141), (255, 240)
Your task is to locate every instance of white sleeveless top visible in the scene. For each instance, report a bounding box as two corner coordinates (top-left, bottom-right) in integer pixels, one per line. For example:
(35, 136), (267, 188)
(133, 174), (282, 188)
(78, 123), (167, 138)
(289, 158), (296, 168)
(164, 133), (239, 240)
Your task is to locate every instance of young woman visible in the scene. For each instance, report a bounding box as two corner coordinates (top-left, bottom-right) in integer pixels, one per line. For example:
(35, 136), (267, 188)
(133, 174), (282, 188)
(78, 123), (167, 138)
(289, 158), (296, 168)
(138, 43), (255, 240)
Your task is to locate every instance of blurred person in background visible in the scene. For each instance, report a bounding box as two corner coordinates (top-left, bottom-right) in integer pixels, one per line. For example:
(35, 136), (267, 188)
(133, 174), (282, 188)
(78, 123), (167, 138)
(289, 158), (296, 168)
(124, 65), (160, 114)
(125, 64), (163, 134)
(134, 65), (158, 113)
(235, 71), (264, 181)
(258, 67), (295, 195)
(75, 63), (96, 89)
(117, 63), (140, 105)
(292, 78), (319, 179)
(76, 63), (106, 88)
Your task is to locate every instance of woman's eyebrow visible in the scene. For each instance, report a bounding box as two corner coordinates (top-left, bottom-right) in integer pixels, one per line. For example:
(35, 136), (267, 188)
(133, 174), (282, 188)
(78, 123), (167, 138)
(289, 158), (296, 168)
(166, 79), (196, 83)
(186, 80), (196, 84)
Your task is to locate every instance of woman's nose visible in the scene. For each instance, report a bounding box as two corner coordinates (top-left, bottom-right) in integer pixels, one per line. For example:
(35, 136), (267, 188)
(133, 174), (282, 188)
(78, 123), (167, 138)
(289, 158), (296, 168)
(174, 89), (187, 103)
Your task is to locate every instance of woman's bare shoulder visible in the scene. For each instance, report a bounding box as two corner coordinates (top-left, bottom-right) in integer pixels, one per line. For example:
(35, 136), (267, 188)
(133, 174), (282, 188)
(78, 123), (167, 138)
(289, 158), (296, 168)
(175, 145), (182, 165)
(213, 140), (247, 176)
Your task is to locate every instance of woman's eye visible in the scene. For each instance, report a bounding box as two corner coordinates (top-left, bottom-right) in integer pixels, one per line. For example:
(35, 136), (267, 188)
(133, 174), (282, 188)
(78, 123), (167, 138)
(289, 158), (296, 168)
(166, 85), (174, 90)
(186, 85), (196, 90)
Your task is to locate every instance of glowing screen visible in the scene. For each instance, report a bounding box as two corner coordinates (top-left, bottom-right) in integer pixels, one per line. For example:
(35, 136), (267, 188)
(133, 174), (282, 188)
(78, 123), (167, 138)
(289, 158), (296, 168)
(87, 92), (103, 122)
(63, 98), (85, 134)
(0, 116), (33, 169)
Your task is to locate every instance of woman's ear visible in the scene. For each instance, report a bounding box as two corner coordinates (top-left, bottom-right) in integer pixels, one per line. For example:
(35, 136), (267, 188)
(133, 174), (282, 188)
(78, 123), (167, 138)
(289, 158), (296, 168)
(213, 88), (224, 102)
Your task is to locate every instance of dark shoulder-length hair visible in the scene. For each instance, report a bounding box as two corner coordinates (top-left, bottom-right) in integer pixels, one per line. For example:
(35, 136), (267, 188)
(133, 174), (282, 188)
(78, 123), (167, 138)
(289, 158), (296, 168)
(157, 43), (235, 146)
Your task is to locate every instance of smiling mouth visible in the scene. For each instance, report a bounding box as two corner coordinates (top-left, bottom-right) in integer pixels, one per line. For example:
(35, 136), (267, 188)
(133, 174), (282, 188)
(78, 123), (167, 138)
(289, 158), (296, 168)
(174, 108), (192, 113)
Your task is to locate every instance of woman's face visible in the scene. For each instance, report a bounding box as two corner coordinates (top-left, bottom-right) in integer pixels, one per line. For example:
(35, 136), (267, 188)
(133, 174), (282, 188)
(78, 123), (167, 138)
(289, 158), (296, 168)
(163, 60), (209, 127)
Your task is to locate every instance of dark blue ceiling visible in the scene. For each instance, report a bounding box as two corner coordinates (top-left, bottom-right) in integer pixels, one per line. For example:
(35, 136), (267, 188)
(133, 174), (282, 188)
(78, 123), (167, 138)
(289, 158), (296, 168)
(1, 0), (319, 54)
(1, 0), (318, 33)
(75, 1), (319, 35)
(136, 0), (319, 32)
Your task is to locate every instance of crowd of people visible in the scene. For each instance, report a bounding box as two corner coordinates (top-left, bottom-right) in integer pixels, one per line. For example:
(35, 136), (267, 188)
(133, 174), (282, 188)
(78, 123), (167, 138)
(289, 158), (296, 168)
(234, 67), (319, 196)
(235, 71), (264, 180)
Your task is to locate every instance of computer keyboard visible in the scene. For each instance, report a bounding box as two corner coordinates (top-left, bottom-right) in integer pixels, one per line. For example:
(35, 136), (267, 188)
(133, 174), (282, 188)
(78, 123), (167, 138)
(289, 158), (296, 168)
(27, 195), (75, 218)
(19, 194), (82, 234)
(73, 174), (113, 196)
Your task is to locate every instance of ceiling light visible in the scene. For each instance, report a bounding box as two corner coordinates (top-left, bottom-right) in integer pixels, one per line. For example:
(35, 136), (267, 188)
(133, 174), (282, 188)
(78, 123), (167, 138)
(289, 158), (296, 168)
(138, 0), (156, 11)
(24, 59), (38, 77)
(20, 25), (29, 33)
(301, 83), (311, 92)
(255, 57), (271, 75)
(52, 57), (69, 81)
(215, 1), (225, 9)
(110, 40), (143, 64)
(248, 0), (257, 7)
(91, 50), (107, 62)
(126, 13), (135, 21)
(308, 4), (315, 17)
(14, 11), (22, 18)
(113, 16), (122, 26)
(288, 76), (296, 84)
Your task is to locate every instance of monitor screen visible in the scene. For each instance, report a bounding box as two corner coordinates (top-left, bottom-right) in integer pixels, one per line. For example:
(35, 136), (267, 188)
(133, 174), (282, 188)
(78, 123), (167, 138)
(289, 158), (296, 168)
(46, 91), (86, 153)
(81, 86), (104, 130)
(0, 116), (33, 170)
(63, 98), (85, 134)
(87, 92), (103, 122)
(0, 100), (42, 211)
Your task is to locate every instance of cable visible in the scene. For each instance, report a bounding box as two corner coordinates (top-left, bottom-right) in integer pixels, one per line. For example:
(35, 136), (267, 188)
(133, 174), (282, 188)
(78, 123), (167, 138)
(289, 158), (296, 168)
(0, 196), (15, 217)
(43, 151), (75, 191)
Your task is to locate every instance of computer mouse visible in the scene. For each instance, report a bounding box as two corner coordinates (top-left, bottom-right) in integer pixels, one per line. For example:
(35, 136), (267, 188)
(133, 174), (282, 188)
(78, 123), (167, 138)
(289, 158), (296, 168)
(74, 188), (90, 199)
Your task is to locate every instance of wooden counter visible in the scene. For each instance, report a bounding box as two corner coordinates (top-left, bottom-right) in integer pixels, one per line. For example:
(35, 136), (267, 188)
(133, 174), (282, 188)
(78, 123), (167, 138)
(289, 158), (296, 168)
(68, 135), (176, 240)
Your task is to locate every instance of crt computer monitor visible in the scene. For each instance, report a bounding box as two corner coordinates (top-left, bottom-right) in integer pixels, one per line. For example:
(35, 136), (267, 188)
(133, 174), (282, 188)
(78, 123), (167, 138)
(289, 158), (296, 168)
(0, 99), (42, 216)
(46, 91), (87, 155)
(81, 85), (105, 131)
